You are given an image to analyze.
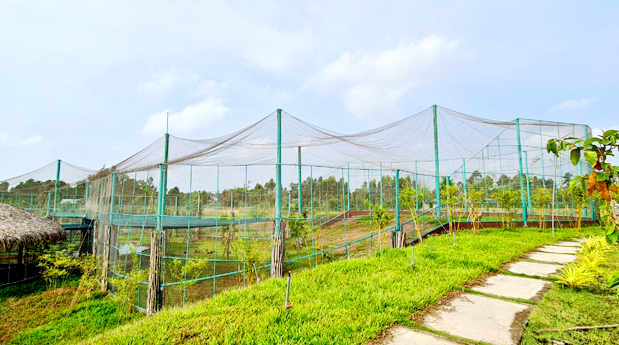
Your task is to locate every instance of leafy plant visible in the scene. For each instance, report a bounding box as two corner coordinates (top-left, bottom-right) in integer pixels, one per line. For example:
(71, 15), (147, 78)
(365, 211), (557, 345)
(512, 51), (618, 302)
(532, 187), (552, 229)
(580, 235), (613, 254)
(288, 215), (310, 251)
(570, 180), (588, 232)
(368, 202), (394, 251)
(494, 189), (519, 228)
(466, 188), (486, 235)
(400, 185), (423, 241)
(548, 129), (619, 242)
(556, 262), (597, 288)
(38, 245), (80, 290)
(109, 252), (147, 323)
(577, 251), (607, 275)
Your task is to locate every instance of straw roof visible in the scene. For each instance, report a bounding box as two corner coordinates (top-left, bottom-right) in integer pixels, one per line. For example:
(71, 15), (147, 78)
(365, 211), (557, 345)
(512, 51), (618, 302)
(0, 203), (66, 251)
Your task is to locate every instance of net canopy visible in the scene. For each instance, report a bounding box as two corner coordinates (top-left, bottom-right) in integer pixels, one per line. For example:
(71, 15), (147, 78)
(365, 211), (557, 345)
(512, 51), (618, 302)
(0, 160), (96, 190)
(109, 106), (589, 177)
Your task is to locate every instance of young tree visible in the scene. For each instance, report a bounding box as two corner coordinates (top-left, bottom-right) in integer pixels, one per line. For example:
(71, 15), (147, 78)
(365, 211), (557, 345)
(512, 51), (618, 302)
(547, 129), (619, 242)
(400, 185), (423, 242)
(495, 189), (519, 229)
(466, 188), (486, 235)
(369, 202), (394, 251)
(570, 180), (588, 232)
(532, 187), (552, 229)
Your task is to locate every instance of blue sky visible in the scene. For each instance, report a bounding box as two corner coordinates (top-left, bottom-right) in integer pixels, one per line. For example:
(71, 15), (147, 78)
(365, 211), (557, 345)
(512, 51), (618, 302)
(1, 1), (618, 179)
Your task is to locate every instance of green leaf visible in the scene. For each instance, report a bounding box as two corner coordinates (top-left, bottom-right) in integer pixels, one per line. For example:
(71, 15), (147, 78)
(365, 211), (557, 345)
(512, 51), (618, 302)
(606, 229), (619, 244)
(597, 172), (609, 181)
(585, 151), (598, 166)
(569, 176), (582, 190)
(546, 140), (557, 154)
(605, 225), (615, 235)
(609, 271), (619, 288)
(570, 148), (581, 166)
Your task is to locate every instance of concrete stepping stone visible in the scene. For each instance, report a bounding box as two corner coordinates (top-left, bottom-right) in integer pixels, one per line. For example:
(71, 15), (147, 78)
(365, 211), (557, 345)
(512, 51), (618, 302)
(382, 326), (462, 345)
(423, 293), (530, 345)
(472, 274), (551, 301)
(538, 245), (579, 254)
(554, 241), (581, 247)
(526, 252), (576, 264)
(504, 261), (562, 277)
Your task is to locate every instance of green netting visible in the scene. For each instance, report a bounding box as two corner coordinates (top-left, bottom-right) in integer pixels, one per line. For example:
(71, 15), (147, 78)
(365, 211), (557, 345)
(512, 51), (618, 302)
(0, 105), (595, 307)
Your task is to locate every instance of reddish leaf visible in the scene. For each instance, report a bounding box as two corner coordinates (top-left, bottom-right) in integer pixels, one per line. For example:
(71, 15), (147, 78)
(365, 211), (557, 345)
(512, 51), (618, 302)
(588, 172), (598, 195)
(597, 181), (611, 202)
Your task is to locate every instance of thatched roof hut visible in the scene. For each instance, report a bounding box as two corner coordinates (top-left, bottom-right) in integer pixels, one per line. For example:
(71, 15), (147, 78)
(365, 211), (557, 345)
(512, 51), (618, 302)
(0, 203), (66, 251)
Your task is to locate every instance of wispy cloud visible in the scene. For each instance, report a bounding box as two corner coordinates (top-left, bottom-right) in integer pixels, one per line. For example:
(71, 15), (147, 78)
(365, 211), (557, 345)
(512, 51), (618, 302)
(142, 98), (229, 136)
(310, 36), (461, 122)
(548, 97), (600, 112)
(138, 68), (200, 98)
(0, 134), (43, 148)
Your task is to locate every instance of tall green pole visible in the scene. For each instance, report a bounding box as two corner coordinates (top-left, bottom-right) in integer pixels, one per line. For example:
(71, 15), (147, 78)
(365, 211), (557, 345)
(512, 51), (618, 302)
(433, 105), (440, 215)
(276, 109), (282, 236)
(516, 119), (528, 225)
(414, 162), (419, 213)
(540, 124), (547, 188)
(46, 191), (52, 217)
(462, 158), (467, 212)
(110, 172), (118, 225)
(379, 163), (383, 206)
(395, 169), (400, 233)
(29, 192), (33, 212)
(272, 109), (284, 278)
(347, 163), (350, 212)
(310, 166), (315, 268)
(53, 159), (61, 215)
(298, 146), (302, 215)
(525, 151), (532, 213)
(584, 126), (597, 221)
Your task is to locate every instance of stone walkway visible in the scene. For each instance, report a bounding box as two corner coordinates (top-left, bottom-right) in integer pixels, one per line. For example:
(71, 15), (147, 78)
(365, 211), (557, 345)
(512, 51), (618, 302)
(380, 240), (582, 345)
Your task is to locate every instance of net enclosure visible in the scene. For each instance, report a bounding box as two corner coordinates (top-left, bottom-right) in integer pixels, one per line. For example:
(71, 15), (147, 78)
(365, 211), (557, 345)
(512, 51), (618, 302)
(0, 105), (595, 312)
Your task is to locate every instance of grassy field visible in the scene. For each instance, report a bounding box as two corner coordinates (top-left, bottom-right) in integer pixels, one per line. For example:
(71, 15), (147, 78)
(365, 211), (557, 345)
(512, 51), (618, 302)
(521, 244), (619, 345)
(78, 226), (597, 345)
(0, 277), (142, 345)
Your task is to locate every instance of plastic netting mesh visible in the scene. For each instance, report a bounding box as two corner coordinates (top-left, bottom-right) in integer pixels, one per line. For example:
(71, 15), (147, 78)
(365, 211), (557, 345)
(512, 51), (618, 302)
(0, 105), (594, 306)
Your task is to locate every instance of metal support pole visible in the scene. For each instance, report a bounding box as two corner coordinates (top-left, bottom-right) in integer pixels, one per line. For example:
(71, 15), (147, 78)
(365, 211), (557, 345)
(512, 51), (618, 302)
(515, 119), (528, 226)
(525, 151), (532, 214)
(433, 105), (441, 215)
(462, 158), (467, 213)
(347, 163), (350, 212)
(395, 169), (401, 244)
(53, 159), (61, 215)
(380, 163), (383, 206)
(414, 162), (419, 213)
(298, 146), (302, 215)
(272, 109), (284, 277)
(584, 126), (597, 221)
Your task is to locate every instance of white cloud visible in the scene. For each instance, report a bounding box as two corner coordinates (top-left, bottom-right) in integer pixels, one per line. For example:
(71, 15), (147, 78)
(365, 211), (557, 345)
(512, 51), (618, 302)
(192, 80), (229, 98)
(311, 36), (460, 122)
(138, 68), (200, 97)
(548, 97), (600, 112)
(0, 134), (43, 148)
(142, 98), (229, 136)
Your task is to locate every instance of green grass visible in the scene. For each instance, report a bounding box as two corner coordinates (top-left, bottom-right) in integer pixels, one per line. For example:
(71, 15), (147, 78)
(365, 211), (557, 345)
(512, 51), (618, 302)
(82, 226), (597, 345)
(521, 246), (619, 345)
(0, 276), (142, 345)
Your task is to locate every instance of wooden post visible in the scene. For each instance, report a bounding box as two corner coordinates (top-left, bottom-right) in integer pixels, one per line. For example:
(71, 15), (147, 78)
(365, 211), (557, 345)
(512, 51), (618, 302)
(92, 220), (99, 256)
(271, 227), (285, 278)
(100, 224), (110, 292)
(146, 230), (162, 316)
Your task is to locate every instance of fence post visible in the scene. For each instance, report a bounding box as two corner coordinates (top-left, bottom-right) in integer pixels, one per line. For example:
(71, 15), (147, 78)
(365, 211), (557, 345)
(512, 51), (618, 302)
(516, 119), (528, 226)
(272, 109), (285, 278)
